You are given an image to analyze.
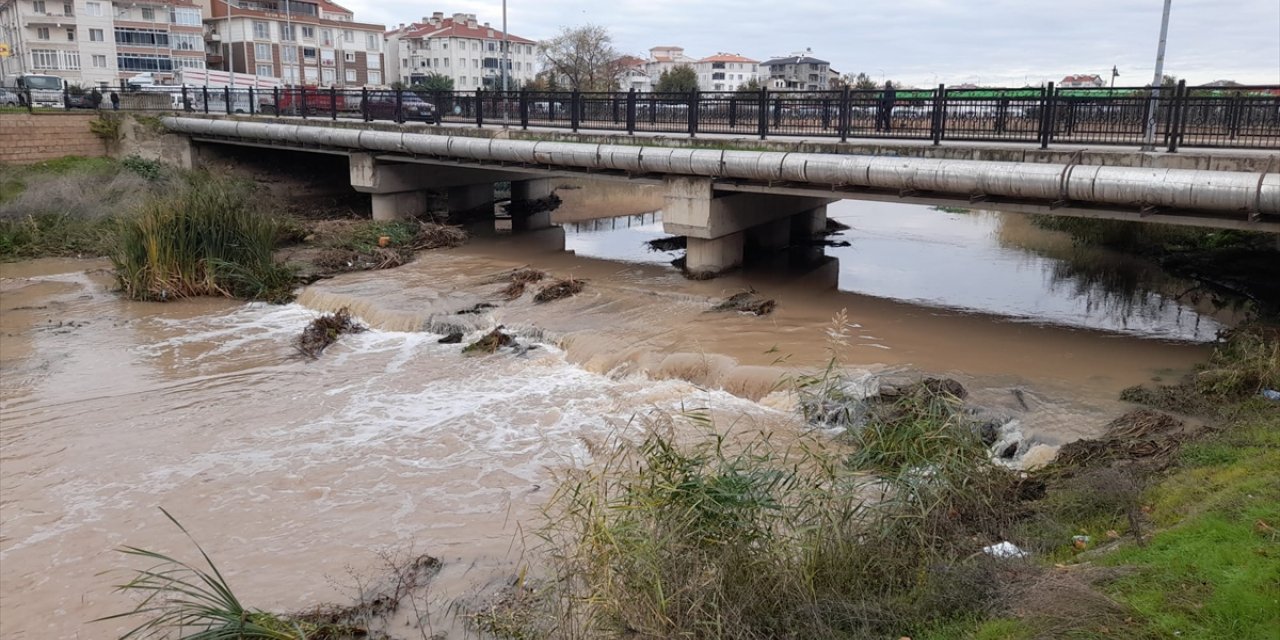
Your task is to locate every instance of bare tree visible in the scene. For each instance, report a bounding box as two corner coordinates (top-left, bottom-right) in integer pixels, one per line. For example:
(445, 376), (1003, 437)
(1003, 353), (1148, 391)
(538, 24), (623, 91)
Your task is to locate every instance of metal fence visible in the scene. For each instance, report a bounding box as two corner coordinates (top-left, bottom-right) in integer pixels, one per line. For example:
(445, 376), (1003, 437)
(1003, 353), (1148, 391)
(38, 81), (1280, 151)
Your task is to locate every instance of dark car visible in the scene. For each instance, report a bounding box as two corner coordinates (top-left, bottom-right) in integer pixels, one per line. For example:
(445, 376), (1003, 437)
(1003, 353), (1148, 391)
(64, 90), (104, 109)
(363, 92), (440, 124)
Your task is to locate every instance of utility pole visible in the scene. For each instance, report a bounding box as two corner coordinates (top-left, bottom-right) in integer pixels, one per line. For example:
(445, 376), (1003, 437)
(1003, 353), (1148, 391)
(502, 0), (510, 128)
(1110, 65), (1119, 89)
(1142, 0), (1172, 151)
(223, 0), (236, 88)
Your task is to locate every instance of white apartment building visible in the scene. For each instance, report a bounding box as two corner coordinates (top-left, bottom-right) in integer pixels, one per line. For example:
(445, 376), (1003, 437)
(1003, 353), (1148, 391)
(0, 0), (204, 88)
(385, 12), (537, 91)
(196, 0), (386, 87)
(642, 45), (694, 84)
(693, 53), (759, 92)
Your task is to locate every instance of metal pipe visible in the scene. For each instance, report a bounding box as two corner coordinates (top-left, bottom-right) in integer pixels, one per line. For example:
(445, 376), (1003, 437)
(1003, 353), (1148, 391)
(160, 116), (1279, 216)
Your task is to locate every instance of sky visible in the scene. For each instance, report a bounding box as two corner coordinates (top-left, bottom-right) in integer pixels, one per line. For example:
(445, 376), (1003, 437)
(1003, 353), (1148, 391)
(342, 0), (1280, 87)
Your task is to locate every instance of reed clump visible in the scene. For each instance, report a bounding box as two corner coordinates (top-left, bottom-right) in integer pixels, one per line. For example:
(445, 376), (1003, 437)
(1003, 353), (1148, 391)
(112, 175), (297, 303)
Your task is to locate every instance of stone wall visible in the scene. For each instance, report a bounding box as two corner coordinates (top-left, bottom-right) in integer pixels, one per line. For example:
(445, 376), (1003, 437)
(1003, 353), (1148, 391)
(0, 113), (107, 164)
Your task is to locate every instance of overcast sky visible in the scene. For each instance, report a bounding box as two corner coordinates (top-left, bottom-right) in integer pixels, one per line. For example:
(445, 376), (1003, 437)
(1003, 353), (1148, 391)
(345, 0), (1280, 86)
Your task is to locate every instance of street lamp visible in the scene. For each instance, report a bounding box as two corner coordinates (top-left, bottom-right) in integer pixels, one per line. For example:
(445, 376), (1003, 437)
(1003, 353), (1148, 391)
(1142, 0), (1172, 151)
(502, 0), (510, 128)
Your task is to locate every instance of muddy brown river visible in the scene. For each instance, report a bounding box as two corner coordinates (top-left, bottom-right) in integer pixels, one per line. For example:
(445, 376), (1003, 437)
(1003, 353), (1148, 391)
(0, 188), (1227, 639)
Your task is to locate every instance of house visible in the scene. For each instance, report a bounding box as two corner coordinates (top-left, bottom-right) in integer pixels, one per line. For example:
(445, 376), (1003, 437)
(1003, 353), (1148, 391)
(615, 54), (649, 92)
(761, 50), (830, 90)
(693, 53), (759, 92)
(198, 0), (387, 87)
(385, 11), (537, 90)
(643, 45), (695, 84)
(1059, 74), (1105, 88)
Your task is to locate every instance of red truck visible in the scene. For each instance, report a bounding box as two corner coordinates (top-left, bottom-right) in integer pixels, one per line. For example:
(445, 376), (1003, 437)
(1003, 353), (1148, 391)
(266, 86), (357, 116)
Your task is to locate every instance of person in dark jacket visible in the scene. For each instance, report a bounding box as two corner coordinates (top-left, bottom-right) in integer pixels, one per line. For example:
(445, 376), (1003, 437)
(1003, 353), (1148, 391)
(110, 91), (120, 110)
(876, 81), (896, 131)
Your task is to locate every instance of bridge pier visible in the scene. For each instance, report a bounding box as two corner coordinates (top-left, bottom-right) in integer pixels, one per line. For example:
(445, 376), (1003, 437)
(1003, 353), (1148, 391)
(350, 153), (431, 220)
(447, 183), (496, 220)
(663, 176), (835, 277)
(510, 179), (557, 231)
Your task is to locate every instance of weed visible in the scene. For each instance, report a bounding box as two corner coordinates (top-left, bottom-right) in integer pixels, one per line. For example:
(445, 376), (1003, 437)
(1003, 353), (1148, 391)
(709, 291), (776, 316)
(296, 308), (365, 359)
(463, 327), (515, 354)
(121, 155), (166, 182)
(89, 114), (123, 143)
(499, 268), (546, 300)
(533, 278), (584, 304)
(112, 174), (296, 302)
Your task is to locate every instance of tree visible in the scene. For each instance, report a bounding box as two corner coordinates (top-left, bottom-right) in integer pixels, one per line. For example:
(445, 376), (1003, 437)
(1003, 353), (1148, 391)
(848, 72), (880, 90)
(538, 24), (623, 91)
(411, 73), (454, 93)
(655, 64), (698, 93)
(736, 77), (764, 93)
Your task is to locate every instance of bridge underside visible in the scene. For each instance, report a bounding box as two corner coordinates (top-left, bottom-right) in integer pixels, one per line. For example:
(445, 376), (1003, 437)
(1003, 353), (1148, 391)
(181, 135), (1280, 237)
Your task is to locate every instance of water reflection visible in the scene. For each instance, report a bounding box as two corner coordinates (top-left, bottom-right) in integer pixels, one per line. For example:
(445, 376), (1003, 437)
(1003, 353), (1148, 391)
(561, 202), (1233, 342)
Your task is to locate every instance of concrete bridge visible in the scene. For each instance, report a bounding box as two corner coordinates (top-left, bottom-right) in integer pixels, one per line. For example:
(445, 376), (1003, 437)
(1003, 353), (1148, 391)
(160, 115), (1280, 276)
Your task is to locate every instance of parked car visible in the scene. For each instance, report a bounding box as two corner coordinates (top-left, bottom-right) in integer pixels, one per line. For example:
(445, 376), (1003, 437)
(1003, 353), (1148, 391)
(64, 91), (104, 109)
(363, 93), (440, 123)
(0, 87), (21, 107)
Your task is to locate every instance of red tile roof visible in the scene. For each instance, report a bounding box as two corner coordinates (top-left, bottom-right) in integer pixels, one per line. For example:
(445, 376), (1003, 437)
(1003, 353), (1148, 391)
(389, 17), (535, 45)
(698, 53), (758, 64)
(1060, 74), (1104, 84)
(616, 55), (647, 69)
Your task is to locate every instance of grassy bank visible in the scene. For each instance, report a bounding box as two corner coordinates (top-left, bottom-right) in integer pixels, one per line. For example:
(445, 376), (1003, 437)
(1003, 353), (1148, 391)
(2, 154), (466, 302)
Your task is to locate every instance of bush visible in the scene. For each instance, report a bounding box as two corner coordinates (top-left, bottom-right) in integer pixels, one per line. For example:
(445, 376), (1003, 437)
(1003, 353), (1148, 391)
(112, 175), (296, 302)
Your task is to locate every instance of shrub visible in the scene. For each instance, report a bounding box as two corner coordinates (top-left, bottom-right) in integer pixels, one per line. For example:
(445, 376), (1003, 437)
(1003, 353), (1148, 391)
(112, 174), (295, 302)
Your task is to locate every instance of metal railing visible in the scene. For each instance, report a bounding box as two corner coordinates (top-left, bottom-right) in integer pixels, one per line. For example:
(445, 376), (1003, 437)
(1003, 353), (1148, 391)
(48, 81), (1280, 151)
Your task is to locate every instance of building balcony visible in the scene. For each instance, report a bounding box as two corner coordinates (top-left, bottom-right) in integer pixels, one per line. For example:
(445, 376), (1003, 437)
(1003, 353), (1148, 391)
(206, 54), (225, 65)
(24, 13), (76, 26)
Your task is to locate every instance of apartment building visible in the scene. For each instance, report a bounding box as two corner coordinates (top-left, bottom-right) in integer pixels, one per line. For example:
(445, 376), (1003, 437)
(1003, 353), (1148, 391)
(385, 12), (537, 90)
(693, 53), (759, 92)
(642, 45), (693, 83)
(761, 50), (831, 90)
(197, 0), (385, 87)
(0, 0), (204, 87)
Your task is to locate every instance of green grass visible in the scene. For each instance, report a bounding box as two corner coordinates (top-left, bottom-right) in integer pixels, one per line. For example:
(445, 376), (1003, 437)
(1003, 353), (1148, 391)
(0, 212), (116, 259)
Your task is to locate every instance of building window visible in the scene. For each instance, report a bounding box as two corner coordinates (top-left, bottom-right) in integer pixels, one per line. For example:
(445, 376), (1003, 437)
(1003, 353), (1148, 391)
(282, 65), (298, 84)
(31, 49), (58, 70)
(117, 53), (174, 72)
(304, 67), (318, 82)
(254, 22), (270, 40)
(472, 41), (478, 51)
(85, 2), (102, 16)
(255, 43), (272, 60)
(115, 28), (169, 47)
(89, 28), (104, 42)
(342, 29), (354, 43)
(174, 56), (205, 70)
(301, 26), (315, 40)
(93, 54), (107, 68)
(280, 24), (296, 42)
(170, 8), (201, 26)
(171, 33), (200, 51)
(281, 47), (298, 63)
(66, 28), (75, 41)
(62, 50), (80, 69)
(367, 55), (380, 70)
(343, 52), (355, 63)
(320, 29), (333, 46)
(257, 64), (273, 77)
(368, 70), (381, 85)
(36, 28), (49, 41)
(302, 47), (317, 63)
(366, 34), (377, 50)
(322, 68), (335, 84)
(32, 1), (46, 14)
(141, 7), (155, 21)
(345, 69), (356, 82)
(63, 2), (72, 15)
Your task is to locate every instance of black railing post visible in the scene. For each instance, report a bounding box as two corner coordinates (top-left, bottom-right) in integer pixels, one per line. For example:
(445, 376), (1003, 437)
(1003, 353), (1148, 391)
(394, 87), (404, 124)
(330, 86), (338, 120)
(729, 95), (738, 130)
(475, 89), (484, 127)
(839, 86), (851, 142)
(223, 86), (232, 115)
(571, 90), (581, 132)
(1167, 79), (1186, 152)
(1227, 91), (1243, 140)
(1038, 82), (1055, 149)
(611, 92), (620, 124)
(626, 88), (636, 135)
(931, 84), (945, 146)
(520, 88), (530, 129)
(62, 85), (69, 109)
(272, 86), (280, 117)
(248, 87), (256, 116)
(360, 87), (369, 121)
(688, 90), (699, 137)
(181, 86), (190, 113)
(757, 88), (768, 140)
(202, 86), (209, 114)
(300, 86), (309, 119)
(648, 94), (657, 126)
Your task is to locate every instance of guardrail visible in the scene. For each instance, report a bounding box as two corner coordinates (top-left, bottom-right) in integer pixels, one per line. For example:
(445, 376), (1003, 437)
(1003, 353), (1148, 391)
(44, 82), (1280, 151)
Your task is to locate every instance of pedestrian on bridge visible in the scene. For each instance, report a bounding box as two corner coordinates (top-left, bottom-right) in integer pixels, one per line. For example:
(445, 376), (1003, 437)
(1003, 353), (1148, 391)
(876, 81), (896, 132)
(110, 91), (120, 111)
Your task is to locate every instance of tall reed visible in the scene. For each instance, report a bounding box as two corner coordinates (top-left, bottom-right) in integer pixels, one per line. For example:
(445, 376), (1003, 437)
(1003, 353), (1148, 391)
(112, 175), (295, 302)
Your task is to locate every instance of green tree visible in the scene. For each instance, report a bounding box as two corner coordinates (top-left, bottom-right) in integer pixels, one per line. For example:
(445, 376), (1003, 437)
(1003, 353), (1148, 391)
(736, 77), (764, 93)
(410, 73), (455, 93)
(849, 72), (879, 90)
(538, 24), (623, 91)
(655, 64), (698, 93)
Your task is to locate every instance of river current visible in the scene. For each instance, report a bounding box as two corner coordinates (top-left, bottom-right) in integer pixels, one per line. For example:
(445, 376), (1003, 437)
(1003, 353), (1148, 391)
(0, 184), (1230, 638)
